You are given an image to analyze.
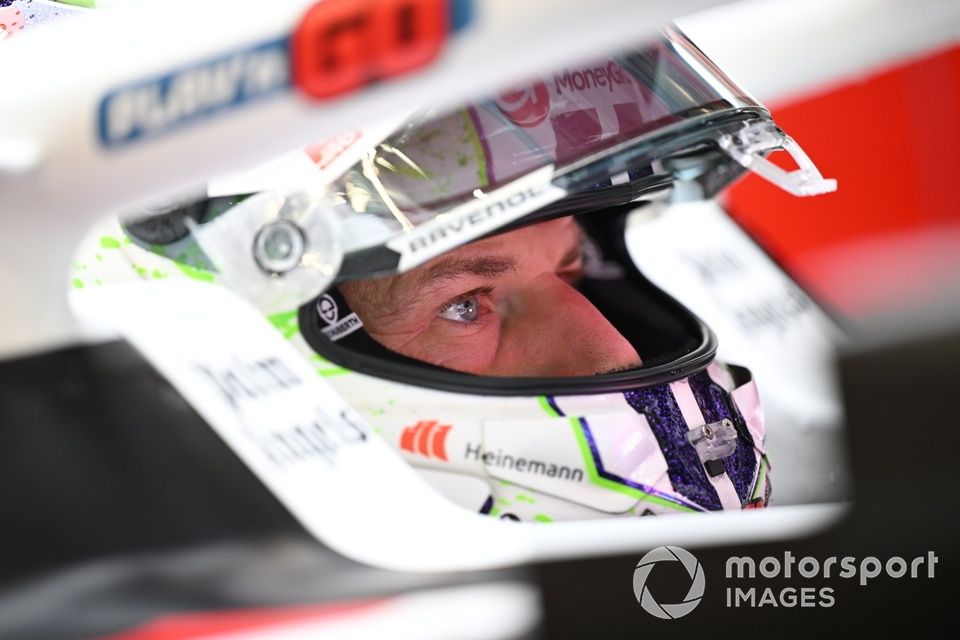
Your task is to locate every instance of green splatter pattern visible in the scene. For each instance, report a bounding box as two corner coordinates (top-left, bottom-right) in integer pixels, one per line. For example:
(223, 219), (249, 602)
(175, 262), (215, 283)
(99, 235), (122, 250)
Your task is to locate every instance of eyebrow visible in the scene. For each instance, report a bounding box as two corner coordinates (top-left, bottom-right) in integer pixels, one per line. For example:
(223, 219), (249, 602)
(382, 221), (583, 316)
(412, 255), (517, 295)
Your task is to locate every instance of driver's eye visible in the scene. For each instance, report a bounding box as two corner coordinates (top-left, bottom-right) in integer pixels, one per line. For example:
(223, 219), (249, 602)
(438, 296), (481, 323)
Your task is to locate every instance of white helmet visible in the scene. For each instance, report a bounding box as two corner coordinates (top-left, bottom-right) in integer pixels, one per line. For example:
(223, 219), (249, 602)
(92, 27), (836, 520)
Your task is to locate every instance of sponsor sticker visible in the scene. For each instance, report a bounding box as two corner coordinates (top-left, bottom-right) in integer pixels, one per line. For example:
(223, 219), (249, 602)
(193, 354), (367, 468)
(464, 442), (584, 483)
(292, 0), (449, 99)
(495, 81), (551, 128)
(387, 165), (566, 272)
(98, 37), (291, 149)
(400, 420), (452, 460)
(97, 0), (473, 148)
(71, 280), (372, 474)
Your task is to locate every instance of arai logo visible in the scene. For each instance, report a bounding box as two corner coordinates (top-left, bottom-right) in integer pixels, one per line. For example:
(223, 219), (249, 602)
(316, 294), (363, 342)
(317, 294), (339, 325)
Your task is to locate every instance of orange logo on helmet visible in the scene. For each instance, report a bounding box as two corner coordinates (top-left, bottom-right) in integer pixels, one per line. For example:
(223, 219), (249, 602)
(399, 420), (452, 460)
(292, 0), (448, 99)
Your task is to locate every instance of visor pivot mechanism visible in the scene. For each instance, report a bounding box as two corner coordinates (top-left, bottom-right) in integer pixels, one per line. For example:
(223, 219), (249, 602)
(252, 191), (313, 275)
(253, 218), (306, 275)
(718, 121), (837, 197)
(687, 418), (738, 463)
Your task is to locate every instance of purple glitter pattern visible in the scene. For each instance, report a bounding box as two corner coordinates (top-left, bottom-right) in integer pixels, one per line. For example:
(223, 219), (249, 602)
(576, 416), (705, 512)
(623, 383), (723, 511)
(687, 370), (759, 504)
(542, 397), (704, 511)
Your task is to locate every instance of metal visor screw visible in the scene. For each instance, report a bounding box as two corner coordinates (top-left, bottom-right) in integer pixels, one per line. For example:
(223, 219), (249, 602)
(254, 219), (305, 275)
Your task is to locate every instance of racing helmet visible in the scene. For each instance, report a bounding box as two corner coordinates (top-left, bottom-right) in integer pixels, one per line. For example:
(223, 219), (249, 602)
(99, 27), (836, 520)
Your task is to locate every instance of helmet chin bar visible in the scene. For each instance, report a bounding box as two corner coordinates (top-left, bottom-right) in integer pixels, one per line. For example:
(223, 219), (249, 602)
(718, 121), (837, 197)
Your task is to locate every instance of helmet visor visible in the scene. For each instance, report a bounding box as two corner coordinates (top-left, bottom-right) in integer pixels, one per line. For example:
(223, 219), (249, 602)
(328, 26), (764, 276)
(122, 27), (767, 311)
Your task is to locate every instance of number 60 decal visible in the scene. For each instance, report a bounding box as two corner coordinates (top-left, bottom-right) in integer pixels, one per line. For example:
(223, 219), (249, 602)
(292, 0), (450, 99)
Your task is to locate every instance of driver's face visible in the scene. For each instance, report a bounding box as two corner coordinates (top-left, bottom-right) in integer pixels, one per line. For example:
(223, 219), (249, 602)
(339, 217), (642, 377)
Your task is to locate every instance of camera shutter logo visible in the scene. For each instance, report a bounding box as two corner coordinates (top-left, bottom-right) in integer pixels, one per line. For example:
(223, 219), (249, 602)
(633, 546), (705, 619)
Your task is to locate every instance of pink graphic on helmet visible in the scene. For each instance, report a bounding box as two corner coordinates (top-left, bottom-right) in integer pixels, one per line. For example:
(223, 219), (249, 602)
(0, 5), (24, 40)
(495, 81), (551, 128)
